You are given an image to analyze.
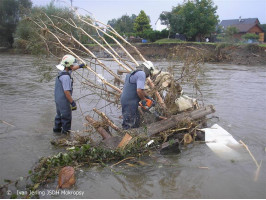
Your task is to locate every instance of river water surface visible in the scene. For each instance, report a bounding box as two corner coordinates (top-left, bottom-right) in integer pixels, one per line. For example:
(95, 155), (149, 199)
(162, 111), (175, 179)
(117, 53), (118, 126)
(0, 54), (266, 198)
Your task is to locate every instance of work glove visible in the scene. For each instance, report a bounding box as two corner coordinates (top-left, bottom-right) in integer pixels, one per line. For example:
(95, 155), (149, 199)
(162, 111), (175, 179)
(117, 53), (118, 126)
(79, 63), (86, 68)
(70, 101), (77, 111)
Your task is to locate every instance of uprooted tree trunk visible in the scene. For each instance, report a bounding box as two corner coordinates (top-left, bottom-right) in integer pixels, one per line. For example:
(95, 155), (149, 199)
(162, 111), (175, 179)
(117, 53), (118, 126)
(145, 105), (215, 137)
(85, 105), (215, 149)
(28, 9), (216, 152)
(85, 115), (112, 140)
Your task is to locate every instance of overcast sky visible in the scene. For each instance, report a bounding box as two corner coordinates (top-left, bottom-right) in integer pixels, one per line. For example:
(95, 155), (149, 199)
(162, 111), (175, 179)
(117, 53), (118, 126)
(31, 0), (266, 28)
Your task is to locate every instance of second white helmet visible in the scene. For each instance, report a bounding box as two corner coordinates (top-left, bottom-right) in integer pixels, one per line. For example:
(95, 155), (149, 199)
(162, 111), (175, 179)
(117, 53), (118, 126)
(56, 54), (78, 71)
(142, 61), (160, 77)
(142, 61), (154, 73)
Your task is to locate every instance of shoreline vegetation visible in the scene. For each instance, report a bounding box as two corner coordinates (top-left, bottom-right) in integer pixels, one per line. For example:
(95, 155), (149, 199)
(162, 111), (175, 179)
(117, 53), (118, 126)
(2, 41), (266, 66)
(105, 41), (266, 66)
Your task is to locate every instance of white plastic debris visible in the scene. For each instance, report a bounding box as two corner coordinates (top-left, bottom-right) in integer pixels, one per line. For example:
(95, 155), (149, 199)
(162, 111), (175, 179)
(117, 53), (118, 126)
(145, 140), (154, 147)
(201, 124), (243, 160)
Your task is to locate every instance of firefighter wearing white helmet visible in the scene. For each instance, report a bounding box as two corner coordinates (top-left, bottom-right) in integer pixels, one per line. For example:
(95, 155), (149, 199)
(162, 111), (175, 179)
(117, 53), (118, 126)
(120, 60), (155, 129)
(140, 61), (154, 77)
(56, 54), (78, 70)
(53, 54), (87, 134)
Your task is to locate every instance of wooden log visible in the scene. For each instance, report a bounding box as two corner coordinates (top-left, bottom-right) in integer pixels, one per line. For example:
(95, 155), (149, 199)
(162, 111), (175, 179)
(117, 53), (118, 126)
(117, 133), (132, 148)
(85, 115), (125, 149)
(85, 115), (112, 140)
(146, 77), (167, 111)
(146, 105), (215, 137)
(93, 108), (121, 132)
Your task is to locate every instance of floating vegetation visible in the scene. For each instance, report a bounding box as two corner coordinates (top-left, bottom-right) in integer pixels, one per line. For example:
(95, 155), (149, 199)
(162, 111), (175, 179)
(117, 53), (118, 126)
(32, 137), (152, 185)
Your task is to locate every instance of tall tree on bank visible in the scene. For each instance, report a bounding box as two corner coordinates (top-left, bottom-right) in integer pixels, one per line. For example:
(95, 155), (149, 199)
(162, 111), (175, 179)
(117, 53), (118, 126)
(15, 2), (97, 54)
(107, 14), (137, 35)
(133, 10), (152, 37)
(0, 0), (32, 47)
(159, 11), (172, 38)
(160, 0), (218, 41)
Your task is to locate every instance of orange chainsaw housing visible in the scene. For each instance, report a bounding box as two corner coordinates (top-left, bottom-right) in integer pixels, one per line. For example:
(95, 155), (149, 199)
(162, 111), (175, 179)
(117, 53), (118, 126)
(139, 98), (153, 110)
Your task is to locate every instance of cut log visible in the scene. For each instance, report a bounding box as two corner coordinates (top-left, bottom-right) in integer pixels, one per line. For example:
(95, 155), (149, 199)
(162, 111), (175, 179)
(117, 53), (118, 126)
(146, 105), (215, 137)
(86, 105), (214, 150)
(85, 115), (112, 140)
(117, 133), (132, 148)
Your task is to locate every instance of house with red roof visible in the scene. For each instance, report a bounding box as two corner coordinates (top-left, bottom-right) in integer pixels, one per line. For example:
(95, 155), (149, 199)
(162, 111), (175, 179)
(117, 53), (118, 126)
(219, 17), (264, 42)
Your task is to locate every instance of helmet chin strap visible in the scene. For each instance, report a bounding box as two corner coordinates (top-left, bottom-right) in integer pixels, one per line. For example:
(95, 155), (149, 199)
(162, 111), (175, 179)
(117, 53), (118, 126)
(143, 66), (151, 78)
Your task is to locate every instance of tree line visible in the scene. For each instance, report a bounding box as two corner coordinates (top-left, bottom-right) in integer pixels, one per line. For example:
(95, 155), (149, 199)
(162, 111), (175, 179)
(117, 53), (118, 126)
(1, 0), (265, 49)
(0, 0), (32, 47)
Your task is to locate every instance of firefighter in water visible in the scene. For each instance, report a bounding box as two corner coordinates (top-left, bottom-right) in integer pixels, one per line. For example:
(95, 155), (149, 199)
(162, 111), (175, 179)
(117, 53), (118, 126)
(53, 54), (86, 134)
(120, 61), (155, 130)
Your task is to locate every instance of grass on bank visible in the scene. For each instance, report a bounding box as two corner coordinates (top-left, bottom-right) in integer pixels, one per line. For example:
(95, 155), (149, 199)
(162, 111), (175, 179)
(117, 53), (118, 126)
(154, 38), (266, 48)
(154, 38), (215, 45)
(60, 38), (266, 49)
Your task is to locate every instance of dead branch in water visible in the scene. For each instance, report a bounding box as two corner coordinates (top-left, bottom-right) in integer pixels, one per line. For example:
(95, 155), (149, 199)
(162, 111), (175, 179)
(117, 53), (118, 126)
(239, 140), (259, 168)
(93, 108), (121, 133)
(239, 140), (262, 182)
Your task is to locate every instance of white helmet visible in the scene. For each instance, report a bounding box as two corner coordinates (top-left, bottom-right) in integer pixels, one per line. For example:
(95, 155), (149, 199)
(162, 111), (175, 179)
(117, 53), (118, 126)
(142, 61), (158, 76)
(143, 61), (154, 71)
(56, 54), (78, 71)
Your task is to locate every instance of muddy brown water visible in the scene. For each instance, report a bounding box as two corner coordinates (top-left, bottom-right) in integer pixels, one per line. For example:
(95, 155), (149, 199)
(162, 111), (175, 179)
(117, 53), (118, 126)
(0, 54), (266, 198)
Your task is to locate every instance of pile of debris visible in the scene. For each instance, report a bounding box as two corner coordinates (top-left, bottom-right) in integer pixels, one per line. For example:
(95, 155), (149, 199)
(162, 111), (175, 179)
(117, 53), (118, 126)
(28, 10), (215, 189)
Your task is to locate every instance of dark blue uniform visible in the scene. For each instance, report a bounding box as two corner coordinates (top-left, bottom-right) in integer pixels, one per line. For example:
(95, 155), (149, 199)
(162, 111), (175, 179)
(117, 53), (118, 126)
(120, 70), (145, 129)
(54, 71), (73, 133)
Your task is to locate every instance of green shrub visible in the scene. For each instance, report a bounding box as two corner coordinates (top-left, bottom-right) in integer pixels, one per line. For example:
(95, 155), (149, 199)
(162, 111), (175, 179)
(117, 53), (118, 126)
(242, 33), (259, 40)
(141, 29), (171, 42)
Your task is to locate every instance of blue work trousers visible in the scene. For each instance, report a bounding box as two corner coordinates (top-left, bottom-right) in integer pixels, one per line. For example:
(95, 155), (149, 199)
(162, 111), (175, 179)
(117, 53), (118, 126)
(54, 102), (72, 132)
(122, 102), (140, 130)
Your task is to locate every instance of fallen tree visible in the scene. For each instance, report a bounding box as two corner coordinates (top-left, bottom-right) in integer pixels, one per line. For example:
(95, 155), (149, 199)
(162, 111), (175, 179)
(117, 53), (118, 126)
(0, 7), (218, 198)
(27, 6), (216, 157)
(146, 105), (215, 137)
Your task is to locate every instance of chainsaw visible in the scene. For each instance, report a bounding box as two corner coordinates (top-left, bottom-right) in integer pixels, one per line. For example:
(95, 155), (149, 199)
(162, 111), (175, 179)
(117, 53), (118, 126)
(139, 98), (167, 120)
(139, 98), (155, 111)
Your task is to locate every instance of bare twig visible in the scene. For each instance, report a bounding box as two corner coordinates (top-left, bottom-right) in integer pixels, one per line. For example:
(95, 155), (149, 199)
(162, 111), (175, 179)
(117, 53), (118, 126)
(93, 108), (121, 132)
(239, 140), (259, 168)
(254, 160), (262, 182)
(111, 157), (135, 167)
(1, 120), (15, 127)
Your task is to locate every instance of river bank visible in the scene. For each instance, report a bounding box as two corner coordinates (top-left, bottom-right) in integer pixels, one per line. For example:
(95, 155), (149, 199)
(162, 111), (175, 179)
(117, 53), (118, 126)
(2, 42), (266, 66)
(131, 43), (266, 66)
(90, 42), (266, 66)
